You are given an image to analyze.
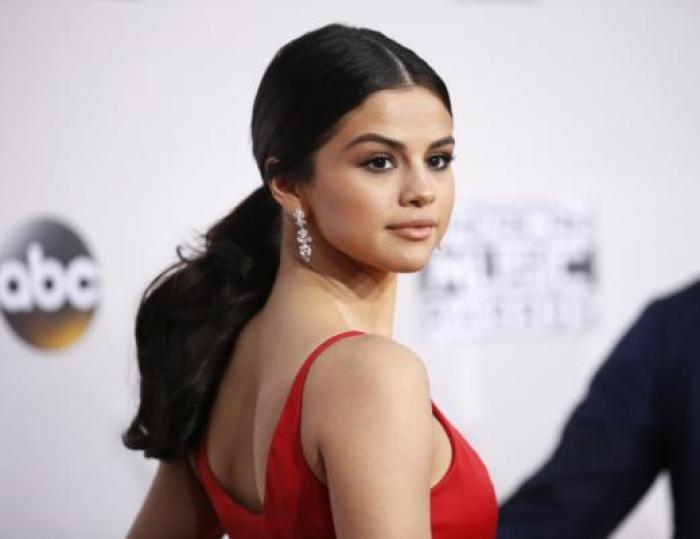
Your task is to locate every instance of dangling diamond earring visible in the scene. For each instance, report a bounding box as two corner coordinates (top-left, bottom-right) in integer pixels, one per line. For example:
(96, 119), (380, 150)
(293, 207), (312, 263)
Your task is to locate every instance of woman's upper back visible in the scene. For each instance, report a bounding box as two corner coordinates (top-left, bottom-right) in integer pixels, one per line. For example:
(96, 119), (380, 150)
(193, 324), (497, 538)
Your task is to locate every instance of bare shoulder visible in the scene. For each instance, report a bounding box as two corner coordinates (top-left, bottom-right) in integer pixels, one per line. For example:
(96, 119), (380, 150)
(306, 332), (433, 450)
(302, 332), (433, 452)
(304, 334), (433, 538)
(306, 332), (431, 402)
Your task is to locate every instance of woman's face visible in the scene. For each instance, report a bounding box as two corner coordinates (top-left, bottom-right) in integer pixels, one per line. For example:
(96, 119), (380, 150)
(304, 85), (455, 274)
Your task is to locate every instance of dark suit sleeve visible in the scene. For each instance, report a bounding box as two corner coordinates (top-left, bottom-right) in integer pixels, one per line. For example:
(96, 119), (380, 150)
(497, 301), (666, 539)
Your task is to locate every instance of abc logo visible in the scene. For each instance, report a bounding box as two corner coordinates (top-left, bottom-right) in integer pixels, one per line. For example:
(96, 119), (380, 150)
(0, 218), (101, 351)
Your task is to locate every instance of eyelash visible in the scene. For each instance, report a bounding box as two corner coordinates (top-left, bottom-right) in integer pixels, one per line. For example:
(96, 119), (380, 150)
(361, 153), (456, 173)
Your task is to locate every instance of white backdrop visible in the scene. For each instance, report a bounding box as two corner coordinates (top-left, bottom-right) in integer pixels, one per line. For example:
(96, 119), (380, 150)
(1, 0), (699, 537)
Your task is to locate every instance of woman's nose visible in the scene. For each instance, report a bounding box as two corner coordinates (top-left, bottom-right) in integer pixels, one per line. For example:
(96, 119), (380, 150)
(400, 168), (436, 207)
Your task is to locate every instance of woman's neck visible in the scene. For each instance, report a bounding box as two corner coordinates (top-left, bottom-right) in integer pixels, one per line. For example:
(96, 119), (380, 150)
(261, 246), (398, 338)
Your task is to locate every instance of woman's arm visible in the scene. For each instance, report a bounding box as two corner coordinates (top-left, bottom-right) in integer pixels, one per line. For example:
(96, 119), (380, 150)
(126, 455), (224, 539)
(305, 335), (435, 539)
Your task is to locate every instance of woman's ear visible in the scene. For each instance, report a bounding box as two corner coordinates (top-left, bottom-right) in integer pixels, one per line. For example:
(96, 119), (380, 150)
(269, 176), (300, 213)
(266, 158), (308, 216)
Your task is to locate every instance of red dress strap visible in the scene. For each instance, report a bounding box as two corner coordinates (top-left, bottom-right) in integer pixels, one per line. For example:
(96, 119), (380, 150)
(195, 330), (365, 537)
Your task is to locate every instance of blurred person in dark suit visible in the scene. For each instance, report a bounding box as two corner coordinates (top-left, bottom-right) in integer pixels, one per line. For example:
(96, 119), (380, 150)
(498, 277), (700, 539)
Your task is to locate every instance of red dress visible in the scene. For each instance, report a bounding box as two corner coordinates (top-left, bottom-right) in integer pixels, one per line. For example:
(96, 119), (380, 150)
(195, 330), (498, 538)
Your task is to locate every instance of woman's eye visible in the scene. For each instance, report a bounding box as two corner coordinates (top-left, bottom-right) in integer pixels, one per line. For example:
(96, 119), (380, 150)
(363, 155), (394, 172)
(428, 153), (455, 170)
(362, 153), (455, 173)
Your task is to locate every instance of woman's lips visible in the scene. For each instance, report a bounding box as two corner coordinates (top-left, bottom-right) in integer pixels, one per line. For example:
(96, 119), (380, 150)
(387, 224), (435, 240)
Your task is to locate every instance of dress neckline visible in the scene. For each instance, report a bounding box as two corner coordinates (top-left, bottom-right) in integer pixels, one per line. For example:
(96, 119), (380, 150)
(197, 330), (365, 519)
(196, 330), (458, 519)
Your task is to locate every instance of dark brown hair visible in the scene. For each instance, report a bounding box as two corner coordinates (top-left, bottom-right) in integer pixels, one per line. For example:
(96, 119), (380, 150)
(122, 22), (452, 460)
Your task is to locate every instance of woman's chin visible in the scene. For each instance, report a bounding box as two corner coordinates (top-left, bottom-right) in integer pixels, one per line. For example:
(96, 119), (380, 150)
(387, 252), (433, 273)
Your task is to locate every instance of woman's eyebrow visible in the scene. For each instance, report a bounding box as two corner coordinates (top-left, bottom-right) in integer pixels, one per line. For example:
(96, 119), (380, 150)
(342, 133), (455, 152)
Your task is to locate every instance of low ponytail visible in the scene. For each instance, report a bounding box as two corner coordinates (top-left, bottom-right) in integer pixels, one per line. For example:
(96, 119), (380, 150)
(123, 22), (452, 461)
(122, 185), (280, 459)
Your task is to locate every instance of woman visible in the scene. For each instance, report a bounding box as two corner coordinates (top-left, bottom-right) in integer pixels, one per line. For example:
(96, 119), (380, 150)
(123, 22), (497, 538)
